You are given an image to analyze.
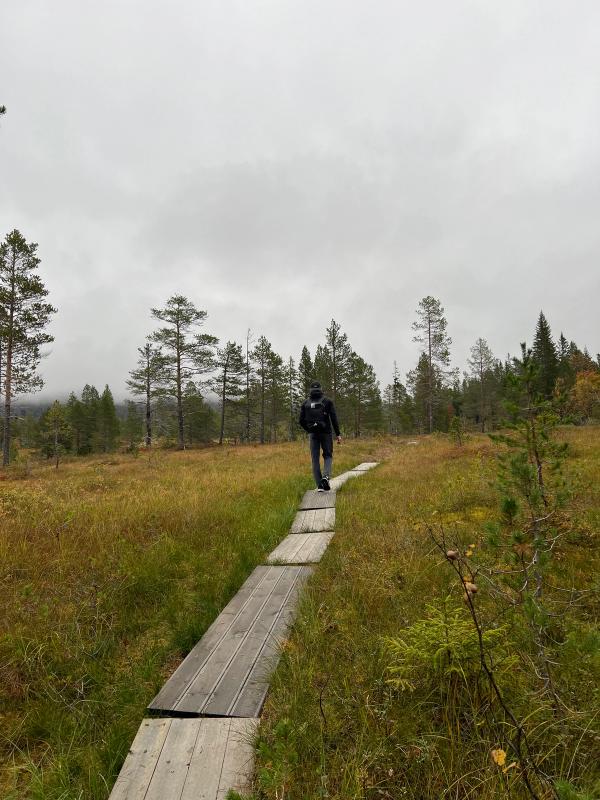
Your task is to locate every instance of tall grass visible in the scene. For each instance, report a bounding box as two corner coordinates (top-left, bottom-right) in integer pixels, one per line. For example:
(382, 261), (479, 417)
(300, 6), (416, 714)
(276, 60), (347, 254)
(0, 438), (380, 799)
(255, 430), (600, 800)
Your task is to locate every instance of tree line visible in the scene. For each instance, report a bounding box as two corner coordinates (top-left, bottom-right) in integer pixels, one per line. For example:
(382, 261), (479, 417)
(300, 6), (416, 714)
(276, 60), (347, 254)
(2, 229), (600, 465)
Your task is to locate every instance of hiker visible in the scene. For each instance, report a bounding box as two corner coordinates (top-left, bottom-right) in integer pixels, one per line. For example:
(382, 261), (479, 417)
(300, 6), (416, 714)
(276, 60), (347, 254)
(299, 381), (341, 491)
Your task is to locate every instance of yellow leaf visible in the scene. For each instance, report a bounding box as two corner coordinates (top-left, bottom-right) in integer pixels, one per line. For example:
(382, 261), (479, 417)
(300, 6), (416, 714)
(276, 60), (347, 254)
(465, 549), (473, 557)
(491, 748), (507, 766)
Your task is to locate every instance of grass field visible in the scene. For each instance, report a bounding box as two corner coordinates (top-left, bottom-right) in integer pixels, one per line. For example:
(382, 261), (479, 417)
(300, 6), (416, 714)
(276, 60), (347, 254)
(0, 438), (381, 799)
(2, 430), (599, 800)
(255, 428), (600, 800)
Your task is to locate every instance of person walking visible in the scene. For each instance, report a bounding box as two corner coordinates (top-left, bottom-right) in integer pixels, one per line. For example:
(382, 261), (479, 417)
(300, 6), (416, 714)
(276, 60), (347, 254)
(299, 381), (341, 491)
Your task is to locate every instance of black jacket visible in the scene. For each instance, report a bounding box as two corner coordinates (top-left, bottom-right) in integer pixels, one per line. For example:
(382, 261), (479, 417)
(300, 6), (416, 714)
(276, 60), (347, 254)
(299, 388), (340, 436)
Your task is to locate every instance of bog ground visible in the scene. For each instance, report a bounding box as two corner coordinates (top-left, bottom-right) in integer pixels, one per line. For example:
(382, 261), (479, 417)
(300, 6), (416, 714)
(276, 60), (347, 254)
(1, 430), (599, 800)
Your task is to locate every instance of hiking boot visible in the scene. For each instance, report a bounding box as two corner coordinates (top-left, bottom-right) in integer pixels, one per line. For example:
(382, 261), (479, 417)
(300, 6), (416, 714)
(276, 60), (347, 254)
(321, 475), (331, 491)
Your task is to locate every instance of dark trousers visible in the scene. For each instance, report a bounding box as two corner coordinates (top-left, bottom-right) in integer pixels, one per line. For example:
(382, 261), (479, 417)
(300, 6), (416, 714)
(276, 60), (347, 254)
(309, 432), (333, 487)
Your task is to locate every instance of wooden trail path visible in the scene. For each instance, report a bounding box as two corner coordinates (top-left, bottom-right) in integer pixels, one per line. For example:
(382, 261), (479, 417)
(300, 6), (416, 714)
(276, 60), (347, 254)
(109, 462), (378, 800)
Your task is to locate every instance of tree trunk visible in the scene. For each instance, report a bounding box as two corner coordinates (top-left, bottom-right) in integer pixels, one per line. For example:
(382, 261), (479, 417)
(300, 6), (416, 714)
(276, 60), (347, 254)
(2, 311), (14, 467)
(145, 348), (152, 447)
(427, 317), (433, 434)
(175, 327), (184, 450)
(219, 364), (227, 445)
(260, 372), (265, 444)
(245, 331), (251, 442)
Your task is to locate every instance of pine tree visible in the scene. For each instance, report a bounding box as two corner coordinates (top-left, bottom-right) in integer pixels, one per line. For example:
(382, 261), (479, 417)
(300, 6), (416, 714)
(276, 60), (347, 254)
(0, 230), (56, 465)
(298, 346), (313, 398)
(149, 296), (217, 450)
(212, 341), (245, 445)
(466, 337), (497, 432)
(127, 343), (168, 446)
(98, 385), (120, 452)
(411, 296), (452, 433)
(532, 311), (558, 399)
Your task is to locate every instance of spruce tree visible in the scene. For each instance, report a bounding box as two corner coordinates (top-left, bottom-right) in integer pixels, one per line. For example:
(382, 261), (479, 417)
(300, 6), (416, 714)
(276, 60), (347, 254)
(325, 319), (351, 406)
(66, 392), (86, 454)
(149, 296), (217, 450)
(40, 400), (71, 467)
(532, 311), (558, 399)
(123, 400), (143, 450)
(298, 346), (313, 398)
(266, 350), (285, 442)
(284, 356), (302, 440)
(411, 296), (452, 433)
(80, 385), (100, 453)
(244, 329), (255, 442)
(127, 343), (168, 446)
(0, 230), (56, 465)
(251, 335), (274, 444)
(98, 385), (120, 452)
(212, 341), (245, 445)
(384, 362), (413, 434)
(346, 352), (381, 436)
(313, 344), (332, 390)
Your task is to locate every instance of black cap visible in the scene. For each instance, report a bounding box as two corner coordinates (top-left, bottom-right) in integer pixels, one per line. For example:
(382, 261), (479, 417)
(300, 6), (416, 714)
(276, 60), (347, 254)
(310, 381), (321, 389)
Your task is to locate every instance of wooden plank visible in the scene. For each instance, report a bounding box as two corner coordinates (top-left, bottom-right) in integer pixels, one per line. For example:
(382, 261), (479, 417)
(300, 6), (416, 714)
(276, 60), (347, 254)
(299, 489), (336, 510)
(216, 718), (259, 799)
(181, 719), (231, 800)
(352, 462), (378, 471)
(197, 567), (301, 716)
(290, 507), (335, 533)
(149, 566), (312, 718)
(109, 718), (171, 800)
(267, 532), (334, 564)
(109, 718), (258, 800)
(144, 718), (199, 800)
(148, 566), (277, 713)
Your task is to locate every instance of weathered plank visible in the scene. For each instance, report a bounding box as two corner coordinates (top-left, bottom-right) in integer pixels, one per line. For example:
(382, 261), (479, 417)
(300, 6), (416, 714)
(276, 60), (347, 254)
(109, 718), (257, 800)
(290, 507), (335, 533)
(328, 473), (352, 490)
(299, 489), (337, 510)
(267, 532), (334, 564)
(351, 462), (379, 471)
(148, 566), (312, 717)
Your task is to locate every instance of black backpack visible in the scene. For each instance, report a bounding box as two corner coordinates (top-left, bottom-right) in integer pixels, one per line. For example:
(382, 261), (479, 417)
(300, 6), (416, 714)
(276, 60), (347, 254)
(304, 398), (328, 432)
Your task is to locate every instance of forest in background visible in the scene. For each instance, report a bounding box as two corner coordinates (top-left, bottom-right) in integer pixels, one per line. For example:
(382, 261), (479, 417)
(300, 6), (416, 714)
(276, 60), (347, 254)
(2, 228), (600, 466)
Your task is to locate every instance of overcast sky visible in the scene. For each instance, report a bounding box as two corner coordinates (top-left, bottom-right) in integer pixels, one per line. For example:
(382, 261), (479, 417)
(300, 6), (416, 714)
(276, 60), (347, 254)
(2, 0), (599, 400)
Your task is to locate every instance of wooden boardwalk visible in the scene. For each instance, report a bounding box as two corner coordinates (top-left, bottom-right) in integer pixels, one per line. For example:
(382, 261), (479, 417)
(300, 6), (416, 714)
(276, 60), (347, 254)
(148, 565), (312, 718)
(299, 489), (337, 510)
(290, 507), (335, 533)
(109, 718), (257, 800)
(109, 461), (378, 799)
(268, 531), (334, 564)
